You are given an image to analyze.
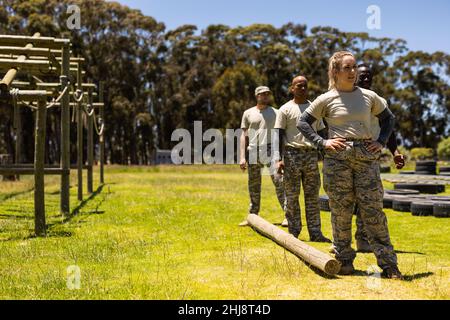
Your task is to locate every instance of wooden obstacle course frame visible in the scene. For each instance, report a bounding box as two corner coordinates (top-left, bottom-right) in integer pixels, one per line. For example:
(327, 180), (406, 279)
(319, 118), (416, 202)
(0, 33), (106, 236)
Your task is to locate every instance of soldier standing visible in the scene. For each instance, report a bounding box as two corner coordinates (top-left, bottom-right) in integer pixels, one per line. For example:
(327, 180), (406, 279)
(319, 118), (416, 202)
(238, 86), (286, 226)
(353, 64), (405, 253)
(273, 76), (331, 242)
(297, 51), (403, 279)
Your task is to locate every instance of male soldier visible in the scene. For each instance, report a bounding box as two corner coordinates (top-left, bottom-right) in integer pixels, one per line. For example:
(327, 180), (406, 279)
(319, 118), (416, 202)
(353, 64), (406, 252)
(273, 76), (331, 242)
(238, 86), (286, 226)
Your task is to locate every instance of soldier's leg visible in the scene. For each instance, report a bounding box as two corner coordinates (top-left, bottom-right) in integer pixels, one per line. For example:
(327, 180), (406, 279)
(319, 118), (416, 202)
(323, 156), (356, 264)
(354, 159), (398, 269)
(248, 163), (262, 215)
(355, 205), (371, 252)
(302, 150), (329, 241)
(283, 149), (302, 237)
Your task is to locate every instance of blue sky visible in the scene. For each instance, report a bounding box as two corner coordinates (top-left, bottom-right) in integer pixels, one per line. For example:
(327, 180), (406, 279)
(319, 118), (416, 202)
(115, 0), (450, 54)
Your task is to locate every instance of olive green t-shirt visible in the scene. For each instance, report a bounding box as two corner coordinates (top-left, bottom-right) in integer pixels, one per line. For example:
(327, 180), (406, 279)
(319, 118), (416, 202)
(240, 106), (278, 150)
(275, 100), (325, 148)
(305, 87), (387, 140)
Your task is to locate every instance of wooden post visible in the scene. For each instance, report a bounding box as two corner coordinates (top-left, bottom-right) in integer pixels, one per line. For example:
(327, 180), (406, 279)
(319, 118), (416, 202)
(247, 214), (341, 276)
(87, 88), (94, 194)
(14, 102), (22, 181)
(34, 99), (47, 237)
(60, 44), (70, 215)
(99, 81), (105, 184)
(76, 61), (83, 201)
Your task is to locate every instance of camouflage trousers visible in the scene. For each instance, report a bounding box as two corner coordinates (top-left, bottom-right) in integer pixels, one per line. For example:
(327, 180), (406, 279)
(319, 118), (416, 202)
(283, 146), (322, 238)
(323, 142), (398, 269)
(247, 144), (286, 215)
(355, 206), (369, 243)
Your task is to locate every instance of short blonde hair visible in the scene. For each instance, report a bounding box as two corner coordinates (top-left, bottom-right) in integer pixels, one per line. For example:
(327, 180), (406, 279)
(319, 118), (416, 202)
(328, 51), (355, 90)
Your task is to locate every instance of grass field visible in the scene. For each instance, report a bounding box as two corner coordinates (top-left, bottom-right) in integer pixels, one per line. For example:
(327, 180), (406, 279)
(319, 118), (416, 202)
(0, 164), (449, 299)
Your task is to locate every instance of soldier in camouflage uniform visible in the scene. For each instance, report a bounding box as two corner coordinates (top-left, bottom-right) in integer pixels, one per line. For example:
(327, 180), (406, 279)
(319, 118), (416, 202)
(354, 64), (405, 253)
(273, 76), (331, 242)
(239, 86), (286, 226)
(297, 51), (403, 279)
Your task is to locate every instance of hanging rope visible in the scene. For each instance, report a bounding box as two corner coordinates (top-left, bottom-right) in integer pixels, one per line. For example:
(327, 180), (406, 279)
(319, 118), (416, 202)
(10, 88), (38, 110)
(46, 83), (70, 109)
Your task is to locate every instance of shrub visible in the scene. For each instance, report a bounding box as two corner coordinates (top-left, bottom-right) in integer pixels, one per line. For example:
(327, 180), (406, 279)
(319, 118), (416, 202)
(437, 138), (450, 160)
(410, 148), (435, 161)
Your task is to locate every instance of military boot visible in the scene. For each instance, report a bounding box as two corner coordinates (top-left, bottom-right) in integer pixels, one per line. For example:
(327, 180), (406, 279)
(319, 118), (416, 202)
(338, 261), (355, 275)
(381, 265), (403, 280)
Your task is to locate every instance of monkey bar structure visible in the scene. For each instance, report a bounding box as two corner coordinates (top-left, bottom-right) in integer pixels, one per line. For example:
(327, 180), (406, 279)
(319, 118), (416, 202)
(0, 33), (106, 236)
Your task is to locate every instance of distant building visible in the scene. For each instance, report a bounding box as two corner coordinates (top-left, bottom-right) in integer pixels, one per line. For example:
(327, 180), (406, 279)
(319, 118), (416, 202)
(154, 149), (173, 165)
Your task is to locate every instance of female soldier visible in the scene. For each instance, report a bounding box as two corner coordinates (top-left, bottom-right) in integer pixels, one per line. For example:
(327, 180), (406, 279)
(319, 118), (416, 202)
(297, 51), (402, 279)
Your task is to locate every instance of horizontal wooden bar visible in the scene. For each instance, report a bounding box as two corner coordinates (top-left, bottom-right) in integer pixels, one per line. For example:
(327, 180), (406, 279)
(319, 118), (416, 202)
(0, 168), (70, 175)
(36, 82), (96, 89)
(0, 35), (70, 50)
(10, 89), (48, 99)
(1, 164), (89, 169)
(0, 47), (62, 57)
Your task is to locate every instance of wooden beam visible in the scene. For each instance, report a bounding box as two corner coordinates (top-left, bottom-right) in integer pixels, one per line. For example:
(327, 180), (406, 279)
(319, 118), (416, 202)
(0, 47), (61, 57)
(247, 214), (341, 276)
(0, 168), (70, 175)
(0, 35), (70, 50)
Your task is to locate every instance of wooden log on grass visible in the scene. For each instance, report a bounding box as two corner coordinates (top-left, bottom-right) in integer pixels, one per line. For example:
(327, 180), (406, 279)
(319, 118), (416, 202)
(247, 214), (341, 276)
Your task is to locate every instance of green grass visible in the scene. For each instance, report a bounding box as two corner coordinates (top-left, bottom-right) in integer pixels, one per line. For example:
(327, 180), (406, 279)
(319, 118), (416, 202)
(0, 165), (449, 299)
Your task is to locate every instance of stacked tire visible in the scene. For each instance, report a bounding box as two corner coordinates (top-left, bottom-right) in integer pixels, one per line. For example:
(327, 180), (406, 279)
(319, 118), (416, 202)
(439, 166), (450, 176)
(319, 195), (331, 212)
(394, 183), (445, 194)
(415, 160), (437, 175)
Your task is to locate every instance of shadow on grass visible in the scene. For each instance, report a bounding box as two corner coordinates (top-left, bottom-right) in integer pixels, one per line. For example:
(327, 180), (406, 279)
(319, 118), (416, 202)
(0, 184), (108, 241)
(402, 272), (434, 281)
(395, 250), (426, 255)
(0, 187), (35, 203)
(339, 270), (434, 281)
(59, 184), (107, 224)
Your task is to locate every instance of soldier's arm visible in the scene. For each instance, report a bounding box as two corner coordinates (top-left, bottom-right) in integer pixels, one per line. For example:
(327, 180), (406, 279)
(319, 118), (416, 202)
(240, 129), (248, 161)
(272, 129), (286, 161)
(386, 131), (398, 156)
(297, 112), (326, 149)
(375, 108), (395, 147)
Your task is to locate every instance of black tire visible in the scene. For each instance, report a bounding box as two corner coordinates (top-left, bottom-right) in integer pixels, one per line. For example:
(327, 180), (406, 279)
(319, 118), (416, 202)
(380, 165), (391, 173)
(416, 161), (437, 166)
(399, 171), (416, 175)
(439, 166), (450, 173)
(414, 170), (436, 175)
(392, 198), (413, 212)
(383, 194), (396, 208)
(319, 195), (330, 212)
(428, 196), (450, 202)
(411, 201), (434, 216)
(385, 189), (420, 195)
(394, 183), (444, 194)
(433, 202), (450, 218)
